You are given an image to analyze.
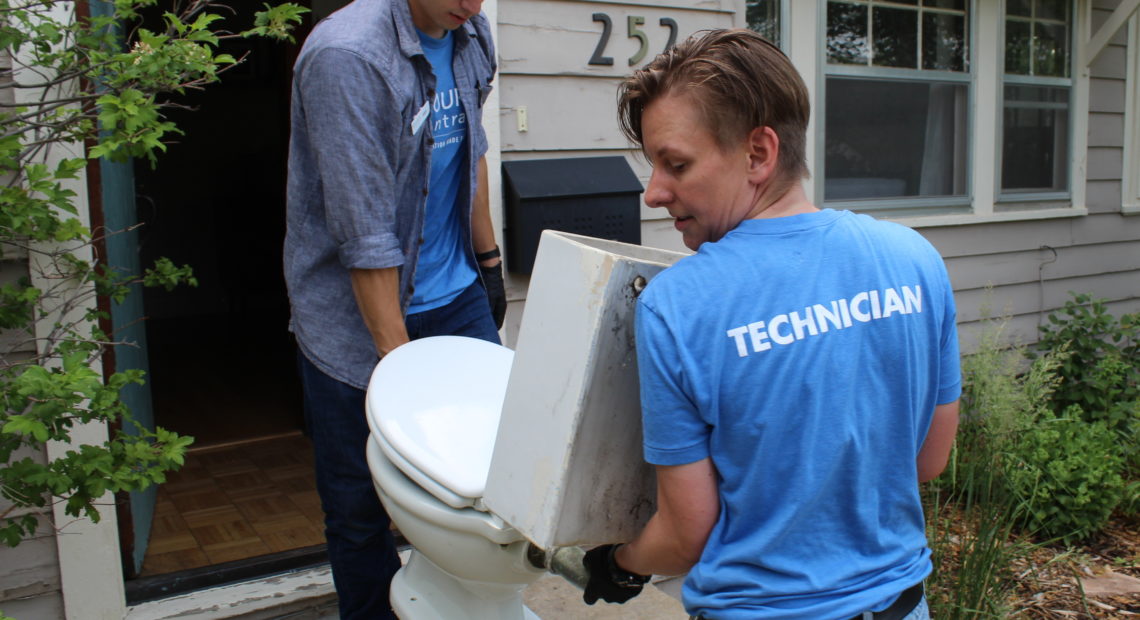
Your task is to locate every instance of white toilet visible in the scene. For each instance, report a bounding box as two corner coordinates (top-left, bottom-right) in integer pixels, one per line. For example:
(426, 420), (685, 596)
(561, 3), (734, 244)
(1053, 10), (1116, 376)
(365, 231), (688, 619)
(365, 335), (544, 620)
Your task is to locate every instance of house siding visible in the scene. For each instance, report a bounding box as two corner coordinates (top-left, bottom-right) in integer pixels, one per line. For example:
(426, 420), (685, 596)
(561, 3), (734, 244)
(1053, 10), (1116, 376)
(497, 0), (1139, 349)
(496, 0), (739, 336)
(934, 0), (1140, 348)
(0, 40), (65, 620)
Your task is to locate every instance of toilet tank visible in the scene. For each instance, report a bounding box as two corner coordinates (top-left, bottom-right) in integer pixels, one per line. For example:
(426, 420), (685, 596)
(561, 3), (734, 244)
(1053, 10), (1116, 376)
(482, 230), (687, 550)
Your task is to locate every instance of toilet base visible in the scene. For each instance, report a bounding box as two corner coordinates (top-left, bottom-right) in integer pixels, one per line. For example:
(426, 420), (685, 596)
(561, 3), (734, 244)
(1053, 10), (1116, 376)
(391, 550), (540, 620)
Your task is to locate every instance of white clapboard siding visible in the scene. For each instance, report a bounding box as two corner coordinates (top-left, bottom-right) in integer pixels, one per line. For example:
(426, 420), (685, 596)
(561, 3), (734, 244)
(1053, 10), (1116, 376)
(497, 0), (1140, 351)
(0, 448), (62, 619)
(499, 0), (734, 78)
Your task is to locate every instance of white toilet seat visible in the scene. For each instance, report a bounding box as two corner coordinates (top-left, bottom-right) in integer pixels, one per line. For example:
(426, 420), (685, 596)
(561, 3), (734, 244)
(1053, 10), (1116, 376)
(365, 336), (514, 509)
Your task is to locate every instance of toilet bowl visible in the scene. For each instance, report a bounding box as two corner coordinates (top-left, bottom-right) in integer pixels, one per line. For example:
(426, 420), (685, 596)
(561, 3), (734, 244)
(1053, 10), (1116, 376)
(365, 335), (544, 620)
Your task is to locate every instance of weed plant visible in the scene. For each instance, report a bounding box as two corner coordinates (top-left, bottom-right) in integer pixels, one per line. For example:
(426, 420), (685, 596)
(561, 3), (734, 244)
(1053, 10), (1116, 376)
(927, 298), (1140, 617)
(925, 316), (1044, 618)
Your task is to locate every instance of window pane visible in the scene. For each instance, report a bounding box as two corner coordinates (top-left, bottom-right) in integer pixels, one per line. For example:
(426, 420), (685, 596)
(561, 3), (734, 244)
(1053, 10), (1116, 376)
(1002, 85), (1069, 192)
(892, 0), (919, 4)
(828, 2), (869, 65)
(1005, 20), (1031, 74)
(746, 0), (780, 46)
(826, 78), (968, 200)
(923, 0), (965, 9)
(873, 7), (918, 68)
(922, 13), (965, 71)
(1007, 0), (1032, 17)
(1036, 0), (1067, 21)
(1033, 23), (1070, 77)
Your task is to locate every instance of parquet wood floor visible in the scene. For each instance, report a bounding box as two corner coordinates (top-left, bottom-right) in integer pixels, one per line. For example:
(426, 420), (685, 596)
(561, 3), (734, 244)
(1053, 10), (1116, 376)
(139, 432), (326, 577)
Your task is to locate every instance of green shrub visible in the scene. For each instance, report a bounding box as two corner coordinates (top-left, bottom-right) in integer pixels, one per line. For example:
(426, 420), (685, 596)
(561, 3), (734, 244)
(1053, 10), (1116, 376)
(1007, 407), (1125, 544)
(1035, 292), (1139, 430)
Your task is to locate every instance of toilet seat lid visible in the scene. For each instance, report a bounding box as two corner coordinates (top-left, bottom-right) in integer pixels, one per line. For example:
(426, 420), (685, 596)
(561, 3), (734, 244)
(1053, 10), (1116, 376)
(366, 336), (513, 501)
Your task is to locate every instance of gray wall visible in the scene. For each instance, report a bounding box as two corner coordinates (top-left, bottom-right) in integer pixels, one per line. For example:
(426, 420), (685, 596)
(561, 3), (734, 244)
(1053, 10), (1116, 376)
(497, 0), (1140, 350)
(928, 0), (1140, 349)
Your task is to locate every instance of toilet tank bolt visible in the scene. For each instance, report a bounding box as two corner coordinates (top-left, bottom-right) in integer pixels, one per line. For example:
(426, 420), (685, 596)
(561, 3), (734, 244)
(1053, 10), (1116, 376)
(631, 275), (647, 297)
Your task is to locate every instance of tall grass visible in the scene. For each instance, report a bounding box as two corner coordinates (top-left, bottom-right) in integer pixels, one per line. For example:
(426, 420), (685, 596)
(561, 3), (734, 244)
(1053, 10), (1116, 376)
(924, 316), (1060, 618)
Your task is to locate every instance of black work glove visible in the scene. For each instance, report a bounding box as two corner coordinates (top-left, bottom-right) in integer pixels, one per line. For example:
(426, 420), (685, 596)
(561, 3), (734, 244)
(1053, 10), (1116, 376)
(582, 543), (649, 605)
(479, 260), (506, 329)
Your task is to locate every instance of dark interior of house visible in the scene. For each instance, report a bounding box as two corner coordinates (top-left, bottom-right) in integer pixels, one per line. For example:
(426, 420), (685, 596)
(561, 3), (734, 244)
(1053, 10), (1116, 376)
(123, 2), (330, 595)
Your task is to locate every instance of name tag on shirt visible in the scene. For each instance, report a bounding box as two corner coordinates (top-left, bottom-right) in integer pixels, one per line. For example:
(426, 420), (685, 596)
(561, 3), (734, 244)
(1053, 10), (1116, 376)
(411, 101), (430, 135)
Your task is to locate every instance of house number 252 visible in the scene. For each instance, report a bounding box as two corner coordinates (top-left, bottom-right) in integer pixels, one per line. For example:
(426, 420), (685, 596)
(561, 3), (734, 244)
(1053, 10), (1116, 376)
(590, 13), (678, 66)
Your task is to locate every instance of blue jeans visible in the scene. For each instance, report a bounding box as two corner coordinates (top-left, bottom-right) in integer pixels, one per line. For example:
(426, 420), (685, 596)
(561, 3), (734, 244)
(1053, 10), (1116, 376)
(298, 281), (499, 619)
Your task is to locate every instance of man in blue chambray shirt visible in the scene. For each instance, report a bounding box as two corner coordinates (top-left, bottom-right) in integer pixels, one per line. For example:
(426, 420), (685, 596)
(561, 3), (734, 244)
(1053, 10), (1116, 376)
(284, 0), (500, 617)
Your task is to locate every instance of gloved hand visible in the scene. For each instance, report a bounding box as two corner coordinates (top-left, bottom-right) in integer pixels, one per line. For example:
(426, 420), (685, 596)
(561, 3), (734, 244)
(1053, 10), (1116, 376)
(582, 543), (649, 605)
(479, 260), (507, 329)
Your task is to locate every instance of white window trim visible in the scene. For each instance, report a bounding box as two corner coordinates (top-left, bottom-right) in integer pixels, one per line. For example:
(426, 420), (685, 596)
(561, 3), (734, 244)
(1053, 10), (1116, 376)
(788, 0), (1091, 226)
(1125, 12), (1140, 214)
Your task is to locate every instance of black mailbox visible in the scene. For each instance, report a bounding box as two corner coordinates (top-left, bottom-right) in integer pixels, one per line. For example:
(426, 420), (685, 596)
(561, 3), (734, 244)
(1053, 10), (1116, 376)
(502, 156), (643, 274)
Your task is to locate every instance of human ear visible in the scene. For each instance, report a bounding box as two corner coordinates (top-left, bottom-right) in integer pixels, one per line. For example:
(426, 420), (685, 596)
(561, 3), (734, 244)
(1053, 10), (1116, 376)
(745, 126), (779, 185)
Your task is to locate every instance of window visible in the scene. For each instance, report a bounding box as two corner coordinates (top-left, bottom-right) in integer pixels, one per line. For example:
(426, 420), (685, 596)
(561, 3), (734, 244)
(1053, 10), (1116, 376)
(746, 0), (781, 47)
(823, 0), (970, 206)
(1001, 0), (1072, 197)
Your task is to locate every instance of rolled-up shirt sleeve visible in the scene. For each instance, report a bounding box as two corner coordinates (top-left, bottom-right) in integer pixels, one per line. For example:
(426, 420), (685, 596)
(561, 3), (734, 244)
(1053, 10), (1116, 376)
(297, 47), (405, 270)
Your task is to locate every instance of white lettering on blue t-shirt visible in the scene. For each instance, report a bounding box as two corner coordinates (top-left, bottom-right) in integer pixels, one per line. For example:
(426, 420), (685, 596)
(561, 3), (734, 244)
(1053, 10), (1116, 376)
(725, 285), (923, 358)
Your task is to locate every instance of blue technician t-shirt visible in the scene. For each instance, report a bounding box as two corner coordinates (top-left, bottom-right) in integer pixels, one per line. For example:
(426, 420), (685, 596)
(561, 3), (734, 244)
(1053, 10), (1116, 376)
(636, 210), (961, 619)
(408, 29), (477, 314)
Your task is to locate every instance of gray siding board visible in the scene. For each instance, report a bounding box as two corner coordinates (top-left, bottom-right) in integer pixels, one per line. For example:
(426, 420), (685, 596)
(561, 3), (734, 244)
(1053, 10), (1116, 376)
(954, 269), (1139, 323)
(917, 219), (1077, 258)
(1087, 146), (1123, 181)
(1086, 179), (1124, 209)
(957, 297), (1140, 352)
(1087, 111), (1123, 147)
(1089, 80), (1126, 114)
(945, 239), (1140, 290)
(1090, 44), (1128, 79)
(1071, 211), (1140, 244)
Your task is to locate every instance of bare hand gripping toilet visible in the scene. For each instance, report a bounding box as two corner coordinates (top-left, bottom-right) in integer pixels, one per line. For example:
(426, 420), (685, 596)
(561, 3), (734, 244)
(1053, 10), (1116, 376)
(364, 230), (686, 619)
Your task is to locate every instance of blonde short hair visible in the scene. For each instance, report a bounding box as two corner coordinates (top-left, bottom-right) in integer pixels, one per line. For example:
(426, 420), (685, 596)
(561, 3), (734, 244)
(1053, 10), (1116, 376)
(618, 29), (810, 183)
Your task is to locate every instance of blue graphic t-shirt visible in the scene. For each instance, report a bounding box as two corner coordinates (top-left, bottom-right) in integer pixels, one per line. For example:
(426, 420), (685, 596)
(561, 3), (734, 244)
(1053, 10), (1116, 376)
(408, 29), (477, 314)
(636, 210), (961, 619)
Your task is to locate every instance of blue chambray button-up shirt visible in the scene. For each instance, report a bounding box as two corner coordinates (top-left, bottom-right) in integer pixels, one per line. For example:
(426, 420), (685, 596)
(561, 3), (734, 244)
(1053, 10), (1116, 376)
(285, 0), (496, 389)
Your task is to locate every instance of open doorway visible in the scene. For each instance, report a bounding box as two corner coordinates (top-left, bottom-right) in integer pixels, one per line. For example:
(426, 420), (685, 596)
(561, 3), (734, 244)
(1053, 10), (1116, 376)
(119, 0), (349, 595)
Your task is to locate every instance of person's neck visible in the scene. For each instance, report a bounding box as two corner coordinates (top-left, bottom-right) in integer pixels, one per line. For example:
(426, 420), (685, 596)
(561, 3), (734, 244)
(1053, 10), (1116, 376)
(747, 181), (818, 220)
(407, 0), (445, 38)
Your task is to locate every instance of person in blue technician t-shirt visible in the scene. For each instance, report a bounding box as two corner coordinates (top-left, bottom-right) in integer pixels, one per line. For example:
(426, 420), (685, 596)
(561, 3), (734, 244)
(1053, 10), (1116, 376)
(283, 1), (502, 618)
(580, 30), (962, 620)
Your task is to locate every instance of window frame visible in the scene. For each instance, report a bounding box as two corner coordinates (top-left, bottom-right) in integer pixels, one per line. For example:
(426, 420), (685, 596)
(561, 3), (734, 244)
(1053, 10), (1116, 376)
(789, 0), (1090, 225)
(996, 0), (1077, 203)
(744, 0), (790, 48)
(820, 0), (975, 214)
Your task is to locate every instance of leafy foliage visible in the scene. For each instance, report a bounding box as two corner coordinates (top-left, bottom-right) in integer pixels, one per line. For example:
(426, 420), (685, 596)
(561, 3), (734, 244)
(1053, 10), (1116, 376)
(0, 0), (305, 557)
(1035, 292), (1139, 429)
(1007, 407), (1126, 544)
(1035, 293), (1140, 496)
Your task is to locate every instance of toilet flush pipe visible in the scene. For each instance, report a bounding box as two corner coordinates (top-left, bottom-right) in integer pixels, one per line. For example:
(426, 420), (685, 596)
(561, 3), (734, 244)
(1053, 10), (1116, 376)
(526, 543), (589, 590)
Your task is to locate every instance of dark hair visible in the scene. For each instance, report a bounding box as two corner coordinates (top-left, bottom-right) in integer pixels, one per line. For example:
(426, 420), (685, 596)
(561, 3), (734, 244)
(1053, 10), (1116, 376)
(617, 29), (810, 183)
